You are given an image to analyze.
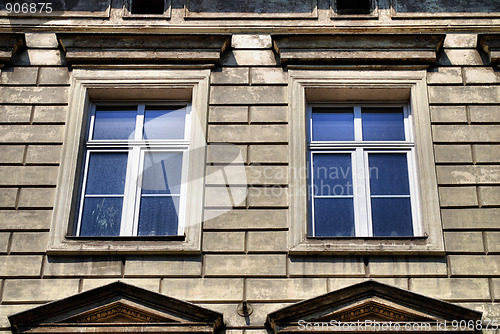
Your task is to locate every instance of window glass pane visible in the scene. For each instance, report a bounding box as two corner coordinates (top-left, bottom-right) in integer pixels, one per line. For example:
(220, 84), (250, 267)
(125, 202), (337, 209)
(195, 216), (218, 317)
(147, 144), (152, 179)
(92, 107), (136, 140)
(141, 152), (183, 195)
(138, 196), (179, 236)
(313, 198), (355, 236)
(85, 152), (128, 195)
(143, 106), (186, 140)
(368, 153), (410, 195)
(80, 197), (123, 236)
(371, 198), (413, 237)
(312, 153), (352, 196)
(312, 108), (354, 141)
(362, 107), (405, 141)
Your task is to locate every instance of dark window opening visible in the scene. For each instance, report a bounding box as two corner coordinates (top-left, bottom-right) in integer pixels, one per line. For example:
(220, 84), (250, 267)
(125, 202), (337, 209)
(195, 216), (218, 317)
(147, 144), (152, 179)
(131, 0), (164, 14)
(336, 0), (371, 15)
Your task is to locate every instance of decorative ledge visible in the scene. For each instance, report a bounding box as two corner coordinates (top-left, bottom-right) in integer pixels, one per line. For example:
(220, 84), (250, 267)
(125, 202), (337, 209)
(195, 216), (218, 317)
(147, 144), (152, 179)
(57, 34), (231, 65)
(273, 34), (445, 65)
(0, 34), (24, 66)
(479, 35), (500, 65)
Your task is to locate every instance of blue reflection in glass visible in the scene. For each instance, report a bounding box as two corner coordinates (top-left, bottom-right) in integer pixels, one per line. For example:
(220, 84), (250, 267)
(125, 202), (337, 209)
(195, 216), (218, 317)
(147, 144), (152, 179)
(313, 198), (355, 237)
(143, 107), (186, 140)
(312, 109), (354, 141)
(362, 108), (405, 141)
(85, 153), (128, 195)
(369, 153), (410, 195)
(141, 152), (183, 195)
(80, 197), (122, 236)
(138, 196), (179, 236)
(371, 198), (413, 236)
(93, 108), (136, 140)
(312, 154), (352, 196)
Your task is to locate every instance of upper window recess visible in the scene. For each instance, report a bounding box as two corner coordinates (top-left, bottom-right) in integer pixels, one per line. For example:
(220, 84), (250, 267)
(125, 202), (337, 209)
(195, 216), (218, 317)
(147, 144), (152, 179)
(336, 0), (371, 14)
(131, 0), (165, 14)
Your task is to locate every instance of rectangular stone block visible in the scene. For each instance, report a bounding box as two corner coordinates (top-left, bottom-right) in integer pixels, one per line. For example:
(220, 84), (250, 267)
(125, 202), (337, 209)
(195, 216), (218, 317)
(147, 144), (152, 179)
(26, 145), (61, 164)
(222, 50), (276, 66)
(469, 106), (500, 123)
(25, 33), (58, 48)
(410, 278), (490, 300)
(474, 145), (500, 164)
(247, 187), (288, 207)
(0, 145), (25, 164)
(232, 35), (272, 49)
(437, 166), (500, 185)
(211, 67), (249, 85)
(0, 188), (17, 208)
(204, 254), (286, 276)
(432, 125), (500, 142)
(209, 106), (248, 123)
(0, 67), (38, 85)
(38, 67), (70, 85)
(44, 257), (122, 277)
(203, 209), (287, 229)
(485, 232), (500, 253)
(15, 50), (65, 66)
(125, 256), (202, 277)
(457, 303), (500, 320)
(464, 68), (500, 84)
(10, 232), (49, 253)
(208, 125), (287, 143)
(250, 68), (287, 84)
(32, 106), (67, 124)
(246, 278), (326, 301)
(162, 278), (244, 302)
(0, 232), (9, 253)
(369, 257), (448, 277)
(0, 125), (64, 143)
(328, 278), (408, 291)
(0, 87), (68, 104)
(439, 187), (478, 207)
(0, 305), (37, 327)
(206, 144), (247, 164)
(204, 186), (247, 208)
(3, 279), (79, 302)
(0, 255), (42, 276)
(18, 188), (55, 208)
(443, 34), (478, 48)
(0, 166), (58, 186)
(0, 106), (31, 123)
(250, 106), (287, 123)
(478, 186), (500, 206)
(438, 49), (483, 66)
(434, 145), (472, 163)
(248, 145), (288, 164)
(289, 257), (365, 277)
(442, 208), (500, 229)
(206, 166), (287, 185)
(449, 255), (500, 276)
(247, 231), (287, 252)
(82, 278), (160, 292)
(0, 210), (52, 230)
(429, 86), (500, 104)
(202, 232), (245, 252)
(210, 86), (286, 105)
(427, 68), (463, 84)
(430, 106), (467, 123)
(444, 232), (484, 253)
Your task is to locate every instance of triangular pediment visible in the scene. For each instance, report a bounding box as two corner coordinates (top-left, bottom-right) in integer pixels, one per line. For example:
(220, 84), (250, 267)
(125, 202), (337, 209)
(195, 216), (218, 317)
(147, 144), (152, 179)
(267, 280), (481, 333)
(9, 282), (223, 334)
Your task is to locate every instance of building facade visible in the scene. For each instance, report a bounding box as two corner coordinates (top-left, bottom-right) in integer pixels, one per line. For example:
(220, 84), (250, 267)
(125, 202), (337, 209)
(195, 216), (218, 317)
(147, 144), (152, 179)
(0, 0), (499, 333)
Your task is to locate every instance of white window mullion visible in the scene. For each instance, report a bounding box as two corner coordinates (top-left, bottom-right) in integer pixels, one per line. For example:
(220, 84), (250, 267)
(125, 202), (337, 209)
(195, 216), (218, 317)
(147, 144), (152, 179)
(354, 106), (362, 141)
(76, 152), (92, 236)
(136, 104), (145, 141)
(309, 151), (316, 237)
(120, 146), (140, 236)
(408, 148), (422, 236)
(355, 148), (370, 237)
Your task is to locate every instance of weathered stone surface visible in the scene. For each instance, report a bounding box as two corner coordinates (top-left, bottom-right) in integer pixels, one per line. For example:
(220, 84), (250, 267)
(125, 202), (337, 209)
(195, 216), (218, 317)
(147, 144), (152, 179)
(474, 145), (500, 163)
(38, 67), (70, 85)
(432, 125), (500, 142)
(456, 303), (500, 321)
(438, 187), (478, 207)
(0, 305), (37, 327)
(0, 188), (17, 208)
(247, 186), (288, 207)
(204, 254), (286, 276)
(26, 145), (61, 164)
(0, 106), (31, 123)
(449, 255), (500, 276)
(206, 166), (287, 185)
(430, 106), (467, 123)
(328, 278), (408, 291)
(206, 144), (247, 164)
(32, 106), (67, 123)
(248, 145), (288, 163)
(222, 50), (277, 66)
(485, 232), (500, 253)
(211, 67), (249, 85)
(162, 278), (244, 301)
(427, 67), (463, 84)
(232, 35), (272, 49)
(369, 257), (448, 277)
(442, 208), (500, 229)
(82, 278), (160, 292)
(210, 86), (286, 105)
(202, 232), (245, 252)
(0, 233), (9, 254)
(0, 145), (25, 164)
(0, 67), (38, 85)
(478, 186), (500, 206)
(204, 186), (247, 207)
(0, 166), (58, 185)
(0, 255), (43, 276)
(437, 165), (500, 185)
(0, 125), (64, 143)
(444, 34), (478, 48)
(15, 50), (65, 66)
(203, 209), (287, 229)
(429, 86), (500, 104)
(246, 278), (326, 301)
(438, 49), (484, 66)
(209, 106), (248, 123)
(250, 68), (287, 84)
(124, 256), (202, 277)
(3, 279), (79, 302)
(469, 106), (500, 123)
(410, 278), (490, 300)
(25, 33), (59, 48)
(249, 106), (287, 123)
(0, 87), (68, 104)
(208, 125), (287, 143)
(10, 232), (49, 253)
(288, 257), (365, 277)
(44, 257), (122, 277)
(247, 231), (287, 252)
(18, 188), (55, 208)
(0, 210), (52, 230)
(444, 232), (484, 253)
(434, 145), (472, 163)
(464, 68), (500, 84)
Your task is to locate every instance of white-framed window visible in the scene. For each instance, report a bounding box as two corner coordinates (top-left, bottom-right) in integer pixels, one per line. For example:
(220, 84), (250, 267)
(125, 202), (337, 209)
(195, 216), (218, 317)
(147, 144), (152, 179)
(75, 102), (191, 237)
(307, 104), (421, 238)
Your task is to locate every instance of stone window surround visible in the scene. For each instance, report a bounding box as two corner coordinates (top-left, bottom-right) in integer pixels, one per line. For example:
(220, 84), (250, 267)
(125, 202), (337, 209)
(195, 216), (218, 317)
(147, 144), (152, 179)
(47, 68), (210, 255)
(288, 69), (444, 255)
